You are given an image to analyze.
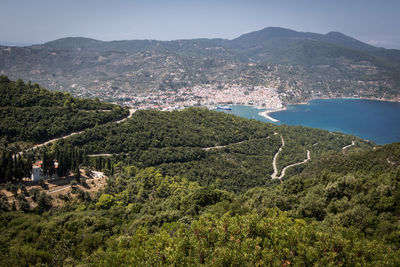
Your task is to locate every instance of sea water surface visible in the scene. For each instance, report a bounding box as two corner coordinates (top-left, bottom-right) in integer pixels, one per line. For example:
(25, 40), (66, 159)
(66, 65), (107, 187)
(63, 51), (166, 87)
(215, 99), (400, 144)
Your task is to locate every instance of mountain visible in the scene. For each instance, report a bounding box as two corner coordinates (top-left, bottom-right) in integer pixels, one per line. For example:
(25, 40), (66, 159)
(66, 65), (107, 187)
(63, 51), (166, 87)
(0, 41), (36, 47)
(231, 27), (379, 52)
(0, 27), (399, 104)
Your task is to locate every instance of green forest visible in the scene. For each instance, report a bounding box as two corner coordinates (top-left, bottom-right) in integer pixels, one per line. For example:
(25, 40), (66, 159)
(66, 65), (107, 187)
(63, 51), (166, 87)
(58, 108), (372, 192)
(0, 76), (128, 152)
(0, 79), (399, 266)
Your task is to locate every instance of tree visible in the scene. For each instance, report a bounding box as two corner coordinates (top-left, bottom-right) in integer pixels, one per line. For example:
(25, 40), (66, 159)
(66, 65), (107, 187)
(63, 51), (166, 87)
(63, 99), (72, 110)
(17, 194), (30, 212)
(38, 179), (48, 190)
(74, 166), (81, 182)
(37, 192), (52, 213)
(0, 193), (9, 211)
(96, 194), (115, 209)
(41, 151), (54, 178)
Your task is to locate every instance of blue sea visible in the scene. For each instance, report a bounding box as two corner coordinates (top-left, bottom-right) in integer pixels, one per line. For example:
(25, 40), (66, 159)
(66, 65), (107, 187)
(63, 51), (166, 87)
(215, 99), (400, 144)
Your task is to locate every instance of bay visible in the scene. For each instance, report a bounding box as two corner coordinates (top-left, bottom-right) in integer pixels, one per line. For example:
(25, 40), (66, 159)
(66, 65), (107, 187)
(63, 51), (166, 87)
(215, 99), (400, 144)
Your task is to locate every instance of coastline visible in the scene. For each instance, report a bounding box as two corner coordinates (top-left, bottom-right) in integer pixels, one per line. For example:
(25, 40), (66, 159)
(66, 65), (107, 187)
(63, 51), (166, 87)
(258, 107), (287, 122)
(211, 96), (400, 124)
(352, 97), (400, 103)
(301, 96), (400, 104)
(256, 96), (400, 123)
(209, 97), (399, 144)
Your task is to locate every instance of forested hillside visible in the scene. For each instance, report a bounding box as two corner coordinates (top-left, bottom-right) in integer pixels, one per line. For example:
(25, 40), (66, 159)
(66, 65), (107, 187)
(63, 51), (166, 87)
(0, 76), (128, 151)
(59, 108), (372, 192)
(1, 144), (400, 265)
(1, 79), (399, 265)
(242, 142), (400, 244)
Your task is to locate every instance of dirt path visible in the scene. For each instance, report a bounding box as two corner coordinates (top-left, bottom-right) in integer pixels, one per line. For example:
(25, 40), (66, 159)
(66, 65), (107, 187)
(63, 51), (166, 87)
(342, 140), (355, 150)
(202, 140), (247, 151)
(202, 136), (270, 151)
(271, 135), (285, 179)
(116, 108), (136, 123)
(16, 109), (136, 156)
(87, 137), (270, 157)
(271, 135), (311, 180)
(275, 150), (311, 180)
(48, 185), (71, 194)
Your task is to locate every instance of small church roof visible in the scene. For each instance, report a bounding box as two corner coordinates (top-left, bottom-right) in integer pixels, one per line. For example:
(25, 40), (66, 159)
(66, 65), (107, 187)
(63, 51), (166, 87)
(32, 160), (58, 168)
(32, 160), (43, 167)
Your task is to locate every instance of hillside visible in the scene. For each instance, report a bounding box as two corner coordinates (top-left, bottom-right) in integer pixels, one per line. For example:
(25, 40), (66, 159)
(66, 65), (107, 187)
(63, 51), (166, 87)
(1, 27), (399, 105)
(0, 76), (128, 152)
(241, 141), (400, 245)
(1, 140), (399, 265)
(0, 80), (399, 265)
(57, 108), (373, 192)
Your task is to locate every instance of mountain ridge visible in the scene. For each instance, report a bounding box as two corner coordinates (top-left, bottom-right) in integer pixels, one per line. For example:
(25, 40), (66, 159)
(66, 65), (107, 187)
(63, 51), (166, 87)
(0, 26), (394, 50)
(1, 26), (399, 104)
(29, 27), (388, 53)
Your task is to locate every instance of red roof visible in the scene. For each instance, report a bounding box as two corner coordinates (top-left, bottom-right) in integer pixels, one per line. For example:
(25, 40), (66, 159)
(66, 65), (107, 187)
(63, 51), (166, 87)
(32, 160), (58, 168)
(32, 160), (43, 167)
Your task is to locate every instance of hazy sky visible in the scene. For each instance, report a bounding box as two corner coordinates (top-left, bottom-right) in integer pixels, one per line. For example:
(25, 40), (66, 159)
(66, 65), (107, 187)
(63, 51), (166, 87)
(1, 0), (400, 48)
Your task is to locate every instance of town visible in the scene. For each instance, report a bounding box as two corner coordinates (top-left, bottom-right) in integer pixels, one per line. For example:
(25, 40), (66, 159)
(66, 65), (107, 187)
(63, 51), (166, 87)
(121, 83), (284, 111)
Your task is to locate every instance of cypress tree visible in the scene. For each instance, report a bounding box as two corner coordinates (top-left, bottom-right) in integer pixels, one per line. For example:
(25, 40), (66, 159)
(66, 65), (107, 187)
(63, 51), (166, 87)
(74, 166), (80, 182)
(0, 151), (5, 180)
(5, 152), (12, 181)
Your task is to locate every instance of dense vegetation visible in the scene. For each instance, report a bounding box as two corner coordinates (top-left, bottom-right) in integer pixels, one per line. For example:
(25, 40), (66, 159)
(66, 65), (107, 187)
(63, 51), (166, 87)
(1, 81), (399, 265)
(0, 76), (128, 151)
(1, 155), (400, 265)
(241, 142), (400, 244)
(60, 108), (372, 192)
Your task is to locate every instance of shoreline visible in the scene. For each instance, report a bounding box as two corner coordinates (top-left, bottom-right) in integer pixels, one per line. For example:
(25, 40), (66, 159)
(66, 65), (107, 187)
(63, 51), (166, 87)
(208, 96), (400, 124)
(298, 96), (400, 104)
(137, 96), (400, 112)
(258, 107), (287, 122)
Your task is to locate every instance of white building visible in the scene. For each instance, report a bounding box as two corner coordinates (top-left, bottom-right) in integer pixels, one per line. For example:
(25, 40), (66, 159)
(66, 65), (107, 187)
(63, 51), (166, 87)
(31, 160), (59, 181)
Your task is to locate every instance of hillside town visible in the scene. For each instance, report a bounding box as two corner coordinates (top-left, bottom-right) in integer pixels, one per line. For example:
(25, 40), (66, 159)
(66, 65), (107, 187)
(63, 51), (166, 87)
(122, 83), (284, 111)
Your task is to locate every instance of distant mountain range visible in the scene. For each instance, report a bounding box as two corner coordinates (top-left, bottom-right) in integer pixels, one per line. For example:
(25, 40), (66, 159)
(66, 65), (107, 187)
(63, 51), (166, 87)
(0, 41), (36, 47)
(1, 27), (399, 104)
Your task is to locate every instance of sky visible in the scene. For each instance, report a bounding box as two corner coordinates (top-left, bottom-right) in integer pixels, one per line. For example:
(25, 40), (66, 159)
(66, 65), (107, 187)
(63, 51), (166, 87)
(1, 0), (400, 49)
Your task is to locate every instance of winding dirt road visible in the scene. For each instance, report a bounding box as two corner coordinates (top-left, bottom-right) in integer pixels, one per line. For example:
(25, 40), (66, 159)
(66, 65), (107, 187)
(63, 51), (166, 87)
(271, 135), (285, 179)
(271, 135), (311, 180)
(276, 150), (311, 179)
(201, 136), (270, 151)
(342, 141), (355, 150)
(16, 109), (136, 156)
